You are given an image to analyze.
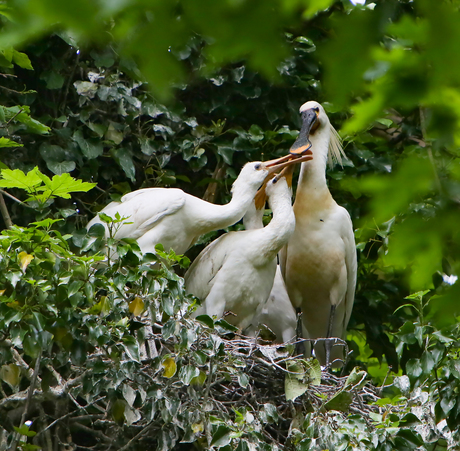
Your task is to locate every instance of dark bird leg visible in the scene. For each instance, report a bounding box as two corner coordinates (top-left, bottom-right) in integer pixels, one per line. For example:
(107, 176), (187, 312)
(324, 304), (337, 367)
(295, 308), (305, 356)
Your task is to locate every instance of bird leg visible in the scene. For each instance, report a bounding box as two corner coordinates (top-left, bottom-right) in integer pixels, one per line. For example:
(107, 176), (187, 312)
(295, 308), (306, 356)
(324, 304), (337, 368)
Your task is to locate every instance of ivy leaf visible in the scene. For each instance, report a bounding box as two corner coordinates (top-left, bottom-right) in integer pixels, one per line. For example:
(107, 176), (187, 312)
(47, 160), (76, 175)
(162, 356), (177, 378)
(285, 359), (320, 401)
(129, 296), (145, 316)
(112, 147), (136, 182)
(73, 130), (104, 159)
(210, 425), (232, 448)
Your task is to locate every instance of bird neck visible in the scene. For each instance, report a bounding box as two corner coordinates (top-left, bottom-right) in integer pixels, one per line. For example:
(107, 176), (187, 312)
(199, 182), (259, 232)
(255, 189), (295, 261)
(243, 202), (264, 230)
(295, 127), (333, 206)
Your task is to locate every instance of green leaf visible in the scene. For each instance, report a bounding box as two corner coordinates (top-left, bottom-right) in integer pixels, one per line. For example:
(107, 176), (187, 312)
(122, 335), (140, 363)
(162, 356), (177, 378)
(14, 424), (36, 437)
(0, 167), (42, 192)
(211, 425), (232, 448)
(0, 363), (21, 388)
(6, 106), (50, 134)
(343, 367), (367, 391)
(112, 147), (136, 182)
(324, 390), (353, 412)
(12, 49), (33, 70)
(285, 359), (320, 401)
(73, 130), (104, 159)
(47, 160), (76, 175)
(0, 137), (22, 147)
(36, 172), (95, 199)
(179, 365), (200, 385)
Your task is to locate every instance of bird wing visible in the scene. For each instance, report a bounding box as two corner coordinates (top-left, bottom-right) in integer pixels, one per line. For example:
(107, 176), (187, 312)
(92, 188), (186, 239)
(341, 208), (357, 334)
(185, 232), (235, 302)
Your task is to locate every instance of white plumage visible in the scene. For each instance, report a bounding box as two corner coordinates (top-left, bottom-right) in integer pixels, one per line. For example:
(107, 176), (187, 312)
(242, 179), (297, 343)
(280, 101), (357, 365)
(87, 156), (307, 256)
(185, 172), (296, 331)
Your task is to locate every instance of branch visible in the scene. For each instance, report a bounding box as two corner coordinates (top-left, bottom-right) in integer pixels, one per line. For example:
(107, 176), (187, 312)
(0, 189), (23, 204)
(0, 192), (13, 228)
(11, 351), (42, 451)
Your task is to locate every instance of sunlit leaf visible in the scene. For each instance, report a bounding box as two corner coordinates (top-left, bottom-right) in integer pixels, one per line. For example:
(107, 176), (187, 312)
(129, 296), (145, 316)
(18, 251), (34, 272)
(0, 363), (20, 388)
(162, 356), (177, 378)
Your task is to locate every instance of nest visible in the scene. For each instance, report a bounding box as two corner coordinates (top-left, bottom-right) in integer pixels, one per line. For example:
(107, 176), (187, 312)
(190, 335), (382, 447)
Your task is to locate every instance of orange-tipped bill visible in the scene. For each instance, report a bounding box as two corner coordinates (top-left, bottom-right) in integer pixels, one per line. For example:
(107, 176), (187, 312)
(273, 163), (295, 188)
(254, 180), (269, 210)
(263, 150), (313, 174)
(290, 108), (318, 157)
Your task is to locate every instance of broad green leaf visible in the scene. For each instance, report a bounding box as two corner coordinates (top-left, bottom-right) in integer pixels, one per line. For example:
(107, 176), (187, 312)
(36, 172), (95, 198)
(0, 167), (42, 191)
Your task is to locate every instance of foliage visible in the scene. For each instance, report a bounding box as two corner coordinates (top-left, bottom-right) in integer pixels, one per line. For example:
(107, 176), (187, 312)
(0, 167), (95, 208)
(0, 0), (459, 449)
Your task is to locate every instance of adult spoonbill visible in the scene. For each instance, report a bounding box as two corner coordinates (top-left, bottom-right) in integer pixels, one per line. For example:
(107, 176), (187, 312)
(87, 154), (311, 256)
(242, 171), (297, 344)
(185, 166), (299, 331)
(280, 100), (357, 366)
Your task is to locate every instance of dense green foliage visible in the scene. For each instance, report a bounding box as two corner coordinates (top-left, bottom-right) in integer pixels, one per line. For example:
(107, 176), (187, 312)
(0, 0), (459, 449)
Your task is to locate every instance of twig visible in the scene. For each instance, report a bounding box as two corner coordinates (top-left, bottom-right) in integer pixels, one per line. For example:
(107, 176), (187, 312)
(419, 107), (442, 194)
(4, 107), (24, 128)
(0, 193), (12, 228)
(37, 396), (106, 436)
(118, 423), (155, 451)
(0, 189), (23, 204)
(11, 350), (42, 451)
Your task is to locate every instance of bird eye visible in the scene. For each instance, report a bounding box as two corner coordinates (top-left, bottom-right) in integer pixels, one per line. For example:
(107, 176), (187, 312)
(314, 107), (319, 113)
(272, 177), (278, 184)
(254, 163), (261, 170)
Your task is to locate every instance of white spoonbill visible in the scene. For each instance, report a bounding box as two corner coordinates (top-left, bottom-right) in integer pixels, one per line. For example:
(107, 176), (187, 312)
(279, 100), (357, 366)
(87, 154), (311, 256)
(185, 167), (298, 331)
(242, 171), (297, 344)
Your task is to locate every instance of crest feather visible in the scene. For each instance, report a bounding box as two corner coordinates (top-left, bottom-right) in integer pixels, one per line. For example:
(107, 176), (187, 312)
(327, 123), (346, 169)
